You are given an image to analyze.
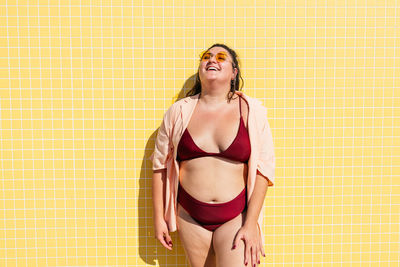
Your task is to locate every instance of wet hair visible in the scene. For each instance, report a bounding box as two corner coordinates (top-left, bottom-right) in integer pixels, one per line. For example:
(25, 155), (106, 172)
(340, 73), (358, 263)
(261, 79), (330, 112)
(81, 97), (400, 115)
(186, 43), (244, 102)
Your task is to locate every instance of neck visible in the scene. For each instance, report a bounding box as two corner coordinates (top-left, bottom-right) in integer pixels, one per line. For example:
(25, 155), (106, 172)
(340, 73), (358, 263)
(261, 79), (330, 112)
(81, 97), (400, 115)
(200, 83), (232, 104)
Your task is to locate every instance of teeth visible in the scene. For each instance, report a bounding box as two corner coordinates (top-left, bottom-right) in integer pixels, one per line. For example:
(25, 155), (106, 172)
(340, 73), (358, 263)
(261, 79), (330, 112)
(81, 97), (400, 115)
(208, 67), (217, 71)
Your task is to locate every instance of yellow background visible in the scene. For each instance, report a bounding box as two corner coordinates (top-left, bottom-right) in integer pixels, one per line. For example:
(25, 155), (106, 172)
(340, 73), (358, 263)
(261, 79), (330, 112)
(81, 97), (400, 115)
(1, 0), (399, 266)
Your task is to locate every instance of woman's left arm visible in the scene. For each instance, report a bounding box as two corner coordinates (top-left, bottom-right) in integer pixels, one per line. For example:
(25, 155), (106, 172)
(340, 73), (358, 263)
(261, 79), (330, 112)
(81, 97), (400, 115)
(233, 173), (269, 267)
(233, 99), (274, 266)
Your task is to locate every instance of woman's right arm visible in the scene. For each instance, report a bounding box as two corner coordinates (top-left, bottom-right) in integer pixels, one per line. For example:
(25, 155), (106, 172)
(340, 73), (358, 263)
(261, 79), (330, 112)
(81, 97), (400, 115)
(152, 168), (173, 250)
(150, 103), (177, 250)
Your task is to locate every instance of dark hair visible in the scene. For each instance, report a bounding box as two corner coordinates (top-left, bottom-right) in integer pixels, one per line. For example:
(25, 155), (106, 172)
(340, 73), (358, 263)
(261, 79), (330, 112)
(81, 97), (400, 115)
(186, 43), (244, 102)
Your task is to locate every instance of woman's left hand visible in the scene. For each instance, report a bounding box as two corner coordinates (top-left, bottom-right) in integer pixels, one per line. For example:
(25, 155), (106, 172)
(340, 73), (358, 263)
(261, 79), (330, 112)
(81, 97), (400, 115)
(232, 222), (265, 266)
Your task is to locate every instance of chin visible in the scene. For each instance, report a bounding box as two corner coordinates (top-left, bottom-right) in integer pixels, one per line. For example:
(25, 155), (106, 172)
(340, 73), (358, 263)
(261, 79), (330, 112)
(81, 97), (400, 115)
(200, 74), (217, 81)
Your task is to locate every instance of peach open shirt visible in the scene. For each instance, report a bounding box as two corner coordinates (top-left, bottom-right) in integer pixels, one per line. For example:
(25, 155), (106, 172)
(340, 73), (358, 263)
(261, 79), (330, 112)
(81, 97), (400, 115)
(150, 91), (275, 240)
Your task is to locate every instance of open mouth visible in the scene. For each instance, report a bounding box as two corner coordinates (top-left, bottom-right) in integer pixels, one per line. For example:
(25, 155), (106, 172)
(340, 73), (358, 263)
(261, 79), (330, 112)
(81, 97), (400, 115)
(206, 66), (218, 71)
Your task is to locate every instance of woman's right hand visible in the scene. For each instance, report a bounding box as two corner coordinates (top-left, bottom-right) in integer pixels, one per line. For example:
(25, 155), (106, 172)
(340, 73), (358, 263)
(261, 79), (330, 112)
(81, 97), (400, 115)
(154, 217), (173, 250)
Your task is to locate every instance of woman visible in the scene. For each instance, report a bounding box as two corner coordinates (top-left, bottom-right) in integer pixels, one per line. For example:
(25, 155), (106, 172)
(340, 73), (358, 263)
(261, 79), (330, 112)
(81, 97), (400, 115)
(150, 43), (275, 267)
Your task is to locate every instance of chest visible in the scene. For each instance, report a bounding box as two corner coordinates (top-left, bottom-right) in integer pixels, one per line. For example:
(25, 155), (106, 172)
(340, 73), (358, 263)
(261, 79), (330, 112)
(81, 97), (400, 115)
(185, 108), (243, 153)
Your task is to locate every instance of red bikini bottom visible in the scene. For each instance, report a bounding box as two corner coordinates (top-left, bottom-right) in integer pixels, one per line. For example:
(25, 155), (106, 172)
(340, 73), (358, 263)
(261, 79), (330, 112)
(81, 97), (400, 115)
(177, 183), (247, 231)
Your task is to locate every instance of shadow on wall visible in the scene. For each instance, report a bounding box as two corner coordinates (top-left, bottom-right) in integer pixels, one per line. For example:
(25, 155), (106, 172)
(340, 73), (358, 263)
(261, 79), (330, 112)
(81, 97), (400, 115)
(138, 75), (196, 266)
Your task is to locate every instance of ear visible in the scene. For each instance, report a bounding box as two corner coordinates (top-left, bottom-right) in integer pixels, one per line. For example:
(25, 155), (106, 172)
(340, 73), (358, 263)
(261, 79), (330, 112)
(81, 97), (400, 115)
(232, 67), (238, 80)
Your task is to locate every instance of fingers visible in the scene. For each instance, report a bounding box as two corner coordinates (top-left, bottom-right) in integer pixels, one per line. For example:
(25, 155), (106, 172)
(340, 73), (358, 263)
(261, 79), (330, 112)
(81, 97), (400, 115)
(260, 241), (266, 257)
(247, 242), (264, 267)
(244, 239), (250, 266)
(232, 230), (242, 250)
(156, 235), (171, 250)
(254, 245), (260, 266)
(156, 232), (173, 250)
(252, 246), (257, 267)
(233, 230), (250, 266)
(164, 231), (173, 248)
(233, 228), (265, 266)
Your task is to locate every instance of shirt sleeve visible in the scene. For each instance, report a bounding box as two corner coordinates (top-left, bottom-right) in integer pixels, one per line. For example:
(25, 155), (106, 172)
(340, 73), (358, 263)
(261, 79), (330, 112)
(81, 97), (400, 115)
(149, 106), (174, 170)
(256, 108), (275, 186)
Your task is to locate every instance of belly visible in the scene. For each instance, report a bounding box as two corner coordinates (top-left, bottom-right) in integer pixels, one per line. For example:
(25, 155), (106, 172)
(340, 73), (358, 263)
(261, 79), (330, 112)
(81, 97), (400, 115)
(178, 157), (248, 203)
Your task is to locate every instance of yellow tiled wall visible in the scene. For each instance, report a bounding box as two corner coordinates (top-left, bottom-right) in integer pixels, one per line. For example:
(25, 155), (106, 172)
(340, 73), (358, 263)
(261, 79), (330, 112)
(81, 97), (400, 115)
(1, 0), (399, 266)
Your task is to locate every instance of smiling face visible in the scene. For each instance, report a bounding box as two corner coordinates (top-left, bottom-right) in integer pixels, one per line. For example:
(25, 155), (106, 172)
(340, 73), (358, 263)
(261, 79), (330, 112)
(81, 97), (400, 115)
(198, 46), (238, 87)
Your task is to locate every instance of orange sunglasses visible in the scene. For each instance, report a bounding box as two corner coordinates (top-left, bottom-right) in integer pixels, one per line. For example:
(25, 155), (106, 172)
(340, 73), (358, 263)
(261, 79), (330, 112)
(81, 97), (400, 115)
(200, 51), (231, 63)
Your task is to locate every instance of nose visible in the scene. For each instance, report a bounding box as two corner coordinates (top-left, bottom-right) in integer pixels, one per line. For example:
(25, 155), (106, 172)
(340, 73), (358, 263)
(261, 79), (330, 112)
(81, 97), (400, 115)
(206, 54), (218, 63)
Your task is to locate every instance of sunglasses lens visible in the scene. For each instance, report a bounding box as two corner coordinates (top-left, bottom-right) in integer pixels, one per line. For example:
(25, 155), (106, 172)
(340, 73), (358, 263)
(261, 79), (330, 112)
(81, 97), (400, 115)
(201, 52), (211, 61)
(201, 52), (228, 62)
(216, 53), (227, 62)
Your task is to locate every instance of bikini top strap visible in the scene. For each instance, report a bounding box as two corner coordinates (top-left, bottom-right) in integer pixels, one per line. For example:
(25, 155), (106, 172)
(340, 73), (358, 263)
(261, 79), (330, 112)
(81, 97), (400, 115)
(239, 95), (242, 117)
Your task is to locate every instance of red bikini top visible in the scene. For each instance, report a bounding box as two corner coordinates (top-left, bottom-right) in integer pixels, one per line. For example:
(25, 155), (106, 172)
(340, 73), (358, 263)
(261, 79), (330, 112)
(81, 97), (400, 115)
(177, 96), (251, 163)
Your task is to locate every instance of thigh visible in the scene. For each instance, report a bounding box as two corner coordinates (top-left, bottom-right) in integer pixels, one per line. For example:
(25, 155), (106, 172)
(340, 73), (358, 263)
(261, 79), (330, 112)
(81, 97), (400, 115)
(177, 203), (216, 267)
(212, 211), (246, 267)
